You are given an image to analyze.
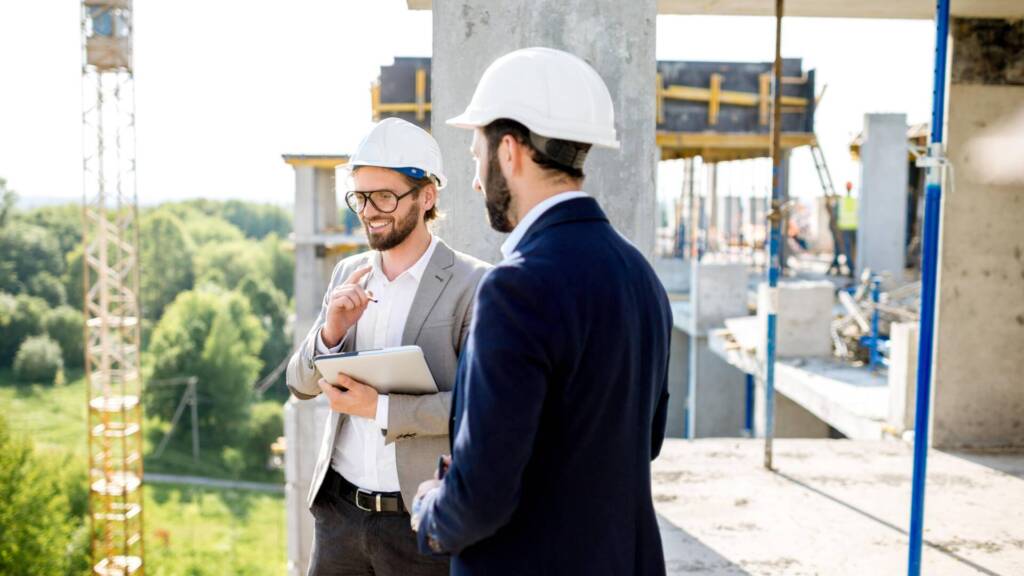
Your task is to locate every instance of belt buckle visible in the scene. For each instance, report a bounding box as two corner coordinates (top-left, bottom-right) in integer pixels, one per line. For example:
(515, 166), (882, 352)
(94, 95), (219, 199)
(355, 488), (380, 512)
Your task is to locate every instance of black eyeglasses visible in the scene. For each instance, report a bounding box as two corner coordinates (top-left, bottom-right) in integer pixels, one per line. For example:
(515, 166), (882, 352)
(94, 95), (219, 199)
(344, 184), (422, 214)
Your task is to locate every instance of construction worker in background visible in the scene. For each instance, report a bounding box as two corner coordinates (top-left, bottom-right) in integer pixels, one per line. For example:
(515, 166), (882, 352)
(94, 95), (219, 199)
(286, 118), (490, 576)
(410, 47), (673, 576)
(838, 181), (859, 276)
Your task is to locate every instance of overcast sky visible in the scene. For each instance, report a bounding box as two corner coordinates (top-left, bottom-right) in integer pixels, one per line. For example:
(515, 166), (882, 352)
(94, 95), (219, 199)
(0, 1), (934, 207)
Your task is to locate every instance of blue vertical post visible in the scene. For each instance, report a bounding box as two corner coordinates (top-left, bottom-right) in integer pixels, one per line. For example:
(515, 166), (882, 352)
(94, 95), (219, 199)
(744, 373), (755, 436)
(870, 277), (882, 371)
(908, 0), (950, 573)
(763, 0), (784, 470)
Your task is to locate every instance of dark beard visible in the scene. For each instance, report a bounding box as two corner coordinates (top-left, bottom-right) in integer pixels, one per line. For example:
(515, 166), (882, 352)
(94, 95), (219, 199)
(365, 200), (421, 251)
(484, 149), (515, 233)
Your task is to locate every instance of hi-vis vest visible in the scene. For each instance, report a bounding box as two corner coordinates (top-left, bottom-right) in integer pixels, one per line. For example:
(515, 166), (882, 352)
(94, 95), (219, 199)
(838, 197), (858, 231)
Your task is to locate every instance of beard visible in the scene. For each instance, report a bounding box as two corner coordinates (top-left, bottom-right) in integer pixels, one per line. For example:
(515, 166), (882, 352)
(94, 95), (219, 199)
(484, 150), (515, 233)
(364, 200), (421, 251)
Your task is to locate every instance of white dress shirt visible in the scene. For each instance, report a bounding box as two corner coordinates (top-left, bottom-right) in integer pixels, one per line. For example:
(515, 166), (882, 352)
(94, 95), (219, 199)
(500, 191), (588, 260)
(315, 235), (439, 492)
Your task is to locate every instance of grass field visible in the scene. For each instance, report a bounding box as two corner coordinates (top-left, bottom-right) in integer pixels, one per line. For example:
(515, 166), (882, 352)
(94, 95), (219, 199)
(0, 370), (287, 575)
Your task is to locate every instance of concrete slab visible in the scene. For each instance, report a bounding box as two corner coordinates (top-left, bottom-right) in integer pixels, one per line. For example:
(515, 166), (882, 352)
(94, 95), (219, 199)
(709, 327), (890, 440)
(654, 439), (1024, 575)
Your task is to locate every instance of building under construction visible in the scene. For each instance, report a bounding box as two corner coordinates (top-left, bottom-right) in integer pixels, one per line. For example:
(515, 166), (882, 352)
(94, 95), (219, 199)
(281, 1), (1024, 575)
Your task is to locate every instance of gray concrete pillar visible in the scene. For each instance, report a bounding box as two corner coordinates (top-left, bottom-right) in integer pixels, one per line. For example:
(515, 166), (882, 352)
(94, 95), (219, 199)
(932, 18), (1024, 449)
(856, 113), (909, 284)
(291, 164), (341, 345)
(431, 0), (657, 263)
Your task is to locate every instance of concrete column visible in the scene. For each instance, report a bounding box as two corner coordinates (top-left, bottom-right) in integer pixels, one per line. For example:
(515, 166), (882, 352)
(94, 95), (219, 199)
(284, 157), (345, 575)
(431, 0), (657, 263)
(932, 18), (1024, 449)
(856, 113), (909, 284)
(291, 165), (341, 345)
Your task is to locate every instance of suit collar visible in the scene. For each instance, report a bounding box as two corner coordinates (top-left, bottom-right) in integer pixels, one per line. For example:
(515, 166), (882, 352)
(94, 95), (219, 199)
(515, 196), (608, 253)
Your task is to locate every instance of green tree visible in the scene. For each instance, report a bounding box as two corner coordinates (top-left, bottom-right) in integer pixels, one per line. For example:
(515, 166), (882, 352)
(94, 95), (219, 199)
(238, 275), (291, 400)
(63, 245), (85, 309)
(28, 271), (66, 307)
(263, 233), (295, 300)
(0, 293), (47, 365)
(147, 289), (266, 451)
(182, 213), (245, 247)
(21, 203), (83, 257)
(0, 222), (65, 299)
(220, 200), (291, 239)
(194, 240), (269, 290)
(0, 178), (17, 227)
(44, 305), (85, 369)
(0, 416), (80, 576)
(139, 211), (195, 320)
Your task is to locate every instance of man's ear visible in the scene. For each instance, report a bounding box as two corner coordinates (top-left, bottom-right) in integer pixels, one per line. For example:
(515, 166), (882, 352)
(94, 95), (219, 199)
(499, 134), (522, 177)
(422, 183), (437, 212)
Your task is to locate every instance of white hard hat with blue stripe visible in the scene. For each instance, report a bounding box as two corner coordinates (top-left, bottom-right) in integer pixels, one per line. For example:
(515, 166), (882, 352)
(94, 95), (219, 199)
(344, 118), (447, 189)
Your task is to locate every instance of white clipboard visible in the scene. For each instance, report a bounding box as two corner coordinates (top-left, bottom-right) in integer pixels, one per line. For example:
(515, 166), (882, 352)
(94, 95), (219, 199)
(313, 345), (438, 395)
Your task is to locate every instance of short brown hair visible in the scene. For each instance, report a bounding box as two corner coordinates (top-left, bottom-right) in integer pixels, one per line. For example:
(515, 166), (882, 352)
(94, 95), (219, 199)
(396, 173), (440, 223)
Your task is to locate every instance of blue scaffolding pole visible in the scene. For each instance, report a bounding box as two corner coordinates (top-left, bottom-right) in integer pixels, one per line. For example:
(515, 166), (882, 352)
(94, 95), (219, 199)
(908, 0), (950, 573)
(763, 0), (785, 470)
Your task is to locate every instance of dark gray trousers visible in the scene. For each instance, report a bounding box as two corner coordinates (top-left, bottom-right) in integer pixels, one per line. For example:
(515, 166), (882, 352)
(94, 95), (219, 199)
(308, 486), (450, 576)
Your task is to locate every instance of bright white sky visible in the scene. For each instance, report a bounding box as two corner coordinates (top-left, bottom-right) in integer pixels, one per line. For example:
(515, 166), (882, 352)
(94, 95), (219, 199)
(0, 1), (934, 207)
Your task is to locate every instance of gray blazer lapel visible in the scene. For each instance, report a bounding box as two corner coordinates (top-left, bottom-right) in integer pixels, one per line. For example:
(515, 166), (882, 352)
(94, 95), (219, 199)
(402, 241), (455, 345)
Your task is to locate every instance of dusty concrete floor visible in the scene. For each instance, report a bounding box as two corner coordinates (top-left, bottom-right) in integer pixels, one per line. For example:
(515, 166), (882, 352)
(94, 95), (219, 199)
(654, 439), (1024, 575)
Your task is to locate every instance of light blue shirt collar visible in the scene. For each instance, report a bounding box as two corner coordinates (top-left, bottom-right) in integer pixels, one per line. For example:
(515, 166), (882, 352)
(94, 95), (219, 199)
(500, 191), (588, 260)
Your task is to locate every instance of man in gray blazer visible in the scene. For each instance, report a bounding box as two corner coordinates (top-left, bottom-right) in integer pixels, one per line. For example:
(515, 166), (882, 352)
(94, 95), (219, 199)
(287, 118), (489, 576)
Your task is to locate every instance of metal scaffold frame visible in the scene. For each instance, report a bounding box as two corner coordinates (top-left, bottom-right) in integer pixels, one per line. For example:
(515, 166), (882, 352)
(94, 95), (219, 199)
(81, 1), (145, 574)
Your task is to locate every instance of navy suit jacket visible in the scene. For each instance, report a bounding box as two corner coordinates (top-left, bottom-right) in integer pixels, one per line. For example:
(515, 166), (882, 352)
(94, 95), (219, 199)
(418, 197), (672, 575)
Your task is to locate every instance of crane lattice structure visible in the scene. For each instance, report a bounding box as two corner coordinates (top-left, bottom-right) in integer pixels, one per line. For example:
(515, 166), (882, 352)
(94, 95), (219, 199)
(81, 1), (145, 574)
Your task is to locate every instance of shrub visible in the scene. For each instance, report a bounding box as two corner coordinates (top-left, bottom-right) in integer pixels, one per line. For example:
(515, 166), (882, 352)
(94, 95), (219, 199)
(0, 416), (78, 576)
(0, 293), (47, 365)
(243, 402), (284, 475)
(13, 335), (63, 384)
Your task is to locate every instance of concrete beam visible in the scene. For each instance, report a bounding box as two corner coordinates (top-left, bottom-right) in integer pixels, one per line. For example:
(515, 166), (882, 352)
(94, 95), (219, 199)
(430, 0), (657, 263)
(409, 0), (1024, 20)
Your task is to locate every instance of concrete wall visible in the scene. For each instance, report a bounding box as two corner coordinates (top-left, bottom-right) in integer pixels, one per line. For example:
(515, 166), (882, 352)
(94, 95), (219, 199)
(856, 113), (908, 284)
(932, 18), (1024, 449)
(753, 376), (831, 439)
(666, 329), (747, 438)
(431, 0), (657, 263)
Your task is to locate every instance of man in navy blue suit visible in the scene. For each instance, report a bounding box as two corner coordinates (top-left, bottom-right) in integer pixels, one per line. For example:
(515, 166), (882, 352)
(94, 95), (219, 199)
(410, 47), (672, 576)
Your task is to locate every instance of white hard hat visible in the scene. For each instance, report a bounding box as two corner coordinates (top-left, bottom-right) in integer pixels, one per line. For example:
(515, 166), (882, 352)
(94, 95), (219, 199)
(346, 117), (447, 189)
(447, 47), (620, 150)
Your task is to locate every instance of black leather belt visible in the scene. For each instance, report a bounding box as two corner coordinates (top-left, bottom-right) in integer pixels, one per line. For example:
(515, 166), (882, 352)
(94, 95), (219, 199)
(324, 468), (406, 514)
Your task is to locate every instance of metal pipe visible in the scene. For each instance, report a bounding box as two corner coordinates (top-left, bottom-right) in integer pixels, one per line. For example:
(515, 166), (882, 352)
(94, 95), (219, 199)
(764, 0), (784, 470)
(870, 277), (882, 371)
(908, 0), (950, 573)
(744, 373), (755, 436)
(687, 158), (702, 439)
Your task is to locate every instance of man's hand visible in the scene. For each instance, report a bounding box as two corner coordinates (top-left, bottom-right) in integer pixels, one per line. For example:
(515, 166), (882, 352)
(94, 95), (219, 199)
(317, 375), (378, 419)
(411, 477), (443, 533)
(321, 265), (373, 348)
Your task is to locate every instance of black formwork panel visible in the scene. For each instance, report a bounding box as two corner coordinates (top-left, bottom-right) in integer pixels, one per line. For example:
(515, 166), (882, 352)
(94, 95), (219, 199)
(378, 57), (432, 129)
(657, 59), (815, 134)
